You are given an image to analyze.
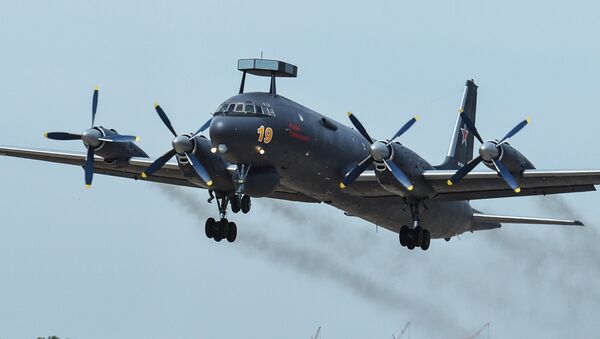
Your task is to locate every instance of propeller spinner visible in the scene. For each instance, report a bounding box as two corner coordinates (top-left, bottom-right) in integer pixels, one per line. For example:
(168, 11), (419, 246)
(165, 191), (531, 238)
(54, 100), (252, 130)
(44, 87), (139, 188)
(140, 104), (213, 186)
(447, 113), (530, 192)
(340, 112), (419, 191)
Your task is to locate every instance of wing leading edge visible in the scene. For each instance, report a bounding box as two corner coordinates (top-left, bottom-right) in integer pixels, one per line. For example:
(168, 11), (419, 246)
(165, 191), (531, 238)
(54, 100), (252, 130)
(472, 213), (584, 226)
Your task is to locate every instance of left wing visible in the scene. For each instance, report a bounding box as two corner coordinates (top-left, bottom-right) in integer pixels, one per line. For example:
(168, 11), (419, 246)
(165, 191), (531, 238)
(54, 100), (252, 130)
(423, 169), (600, 201)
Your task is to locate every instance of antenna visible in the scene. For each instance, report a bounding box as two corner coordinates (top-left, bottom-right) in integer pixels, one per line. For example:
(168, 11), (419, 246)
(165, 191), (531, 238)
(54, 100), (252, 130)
(393, 321), (410, 339)
(260, 51), (264, 59)
(311, 326), (321, 339)
(463, 322), (490, 339)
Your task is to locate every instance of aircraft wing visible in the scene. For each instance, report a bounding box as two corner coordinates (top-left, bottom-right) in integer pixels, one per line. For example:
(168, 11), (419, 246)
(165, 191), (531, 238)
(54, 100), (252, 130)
(423, 169), (600, 201)
(0, 145), (319, 202)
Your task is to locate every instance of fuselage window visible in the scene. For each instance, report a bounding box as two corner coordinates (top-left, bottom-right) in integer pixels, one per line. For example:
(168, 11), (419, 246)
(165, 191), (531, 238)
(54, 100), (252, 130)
(235, 104), (244, 112)
(256, 106), (263, 114)
(227, 104), (235, 112)
(244, 104), (255, 113)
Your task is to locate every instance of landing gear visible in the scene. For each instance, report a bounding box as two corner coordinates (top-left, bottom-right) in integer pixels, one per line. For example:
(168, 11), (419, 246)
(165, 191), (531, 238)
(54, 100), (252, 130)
(399, 226), (430, 251)
(230, 194), (251, 214)
(204, 193), (239, 243)
(241, 195), (251, 214)
(398, 201), (432, 251)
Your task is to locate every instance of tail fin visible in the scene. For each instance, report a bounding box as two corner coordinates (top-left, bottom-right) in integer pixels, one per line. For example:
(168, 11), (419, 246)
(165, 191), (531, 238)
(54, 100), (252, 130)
(436, 79), (478, 170)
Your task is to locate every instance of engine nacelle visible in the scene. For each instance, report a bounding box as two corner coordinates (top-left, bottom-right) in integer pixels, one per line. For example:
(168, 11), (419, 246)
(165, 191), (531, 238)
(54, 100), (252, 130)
(176, 135), (233, 190)
(482, 142), (535, 176)
(375, 142), (434, 198)
(233, 166), (280, 197)
(94, 127), (148, 166)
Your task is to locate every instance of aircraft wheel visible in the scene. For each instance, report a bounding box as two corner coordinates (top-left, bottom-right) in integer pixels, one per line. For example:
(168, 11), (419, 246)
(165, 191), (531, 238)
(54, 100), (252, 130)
(444, 237), (451, 242)
(241, 195), (251, 214)
(421, 230), (431, 251)
(218, 219), (230, 239)
(231, 196), (241, 213)
(227, 222), (237, 243)
(399, 225), (409, 247)
(414, 226), (424, 247)
(406, 234), (416, 250)
(205, 218), (216, 238)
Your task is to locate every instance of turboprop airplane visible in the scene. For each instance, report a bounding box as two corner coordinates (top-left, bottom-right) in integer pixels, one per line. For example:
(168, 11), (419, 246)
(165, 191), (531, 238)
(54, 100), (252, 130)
(2, 58), (599, 251)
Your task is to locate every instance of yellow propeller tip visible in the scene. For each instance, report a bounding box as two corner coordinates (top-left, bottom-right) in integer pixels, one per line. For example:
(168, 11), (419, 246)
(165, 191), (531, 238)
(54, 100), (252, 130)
(347, 112), (353, 116)
(141, 172), (148, 179)
(414, 115), (420, 121)
(407, 185), (414, 191)
(515, 187), (521, 193)
(43, 132), (48, 138)
(526, 117), (532, 123)
(339, 183), (346, 189)
(135, 136), (141, 142)
(85, 184), (91, 189)
(94, 86), (99, 91)
(207, 180), (214, 187)
(458, 109), (464, 113)
(153, 102), (159, 108)
(447, 180), (453, 186)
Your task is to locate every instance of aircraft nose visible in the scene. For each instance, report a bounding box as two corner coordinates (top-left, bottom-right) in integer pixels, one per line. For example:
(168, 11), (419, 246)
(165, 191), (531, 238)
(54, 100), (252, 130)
(209, 116), (266, 163)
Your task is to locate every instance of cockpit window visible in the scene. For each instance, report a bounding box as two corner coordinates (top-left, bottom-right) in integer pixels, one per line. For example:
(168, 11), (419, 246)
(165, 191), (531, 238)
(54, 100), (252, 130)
(213, 102), (275, 117)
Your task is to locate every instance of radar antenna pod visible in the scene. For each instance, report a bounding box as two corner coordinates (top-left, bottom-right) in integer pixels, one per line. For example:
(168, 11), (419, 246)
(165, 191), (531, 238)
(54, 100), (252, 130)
(237, 58), (297, 95)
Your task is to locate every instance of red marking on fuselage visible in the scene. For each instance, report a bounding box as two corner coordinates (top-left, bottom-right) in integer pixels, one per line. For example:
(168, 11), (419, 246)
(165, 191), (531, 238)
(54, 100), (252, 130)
(289, 130), (310, 142)
(289, 123), (302, 132)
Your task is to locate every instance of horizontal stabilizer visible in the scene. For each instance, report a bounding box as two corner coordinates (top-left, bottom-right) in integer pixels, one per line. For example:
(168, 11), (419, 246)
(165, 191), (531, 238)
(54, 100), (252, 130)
(472, 213), (584, 226)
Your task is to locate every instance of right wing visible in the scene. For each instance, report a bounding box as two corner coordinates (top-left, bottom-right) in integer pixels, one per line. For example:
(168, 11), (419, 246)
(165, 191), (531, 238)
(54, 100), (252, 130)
(0, 145), (319, 202)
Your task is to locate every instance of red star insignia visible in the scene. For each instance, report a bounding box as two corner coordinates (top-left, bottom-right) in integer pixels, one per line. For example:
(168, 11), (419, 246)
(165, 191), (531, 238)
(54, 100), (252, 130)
(460, 126), (469, 145)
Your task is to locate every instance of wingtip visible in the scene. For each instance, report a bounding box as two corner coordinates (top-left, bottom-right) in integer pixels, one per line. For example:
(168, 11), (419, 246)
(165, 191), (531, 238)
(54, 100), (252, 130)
(574, 220), (585, 226)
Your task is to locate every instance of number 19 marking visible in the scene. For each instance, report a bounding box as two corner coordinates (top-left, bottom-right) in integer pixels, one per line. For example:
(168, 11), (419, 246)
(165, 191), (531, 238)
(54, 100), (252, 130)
(257, 125), (273, 144)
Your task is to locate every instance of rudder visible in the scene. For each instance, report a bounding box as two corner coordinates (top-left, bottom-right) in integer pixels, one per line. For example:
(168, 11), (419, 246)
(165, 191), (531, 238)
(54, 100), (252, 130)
(436, 79), (478, 170)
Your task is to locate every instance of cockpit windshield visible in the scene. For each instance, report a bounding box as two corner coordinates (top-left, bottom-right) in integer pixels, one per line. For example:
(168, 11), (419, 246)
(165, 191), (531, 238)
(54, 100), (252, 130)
(214, 101), (275, 117)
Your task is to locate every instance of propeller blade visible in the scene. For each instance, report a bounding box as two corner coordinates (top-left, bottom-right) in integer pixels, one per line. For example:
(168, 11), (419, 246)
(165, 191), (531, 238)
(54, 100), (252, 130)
(498, 118), (531, 145)
(98, 135), (140, 143)
(347, 112), (374, 144)
(383, 159), (414, 191)
(85, 146), (95, 188)
(185, 152), (213, 187)
(154, 103), (178, 137)
(459, 113), (484, 144)
(492, 158), (521, 193)
(389, 116), (419, 143)
(140, 148), (177, 179)
(192, 118), (212, 137)
(447, 155), (483, 186)
(91, 86), (99, 127)
(44, 132), (82, 140)
(339, 156), (373, 189)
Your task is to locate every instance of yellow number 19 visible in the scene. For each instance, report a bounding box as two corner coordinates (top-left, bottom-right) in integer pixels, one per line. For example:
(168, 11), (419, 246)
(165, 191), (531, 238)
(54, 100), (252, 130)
(257, 126), (273, 144)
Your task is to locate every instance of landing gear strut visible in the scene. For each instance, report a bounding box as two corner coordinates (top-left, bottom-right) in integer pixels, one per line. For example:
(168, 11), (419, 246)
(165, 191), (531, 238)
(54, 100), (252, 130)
(399, 201), (431, 251)
(204, 194), (237, 243)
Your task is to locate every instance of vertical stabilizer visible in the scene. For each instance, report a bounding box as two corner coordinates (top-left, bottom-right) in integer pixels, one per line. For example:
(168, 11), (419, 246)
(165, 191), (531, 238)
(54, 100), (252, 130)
(436, 80), (478, 170)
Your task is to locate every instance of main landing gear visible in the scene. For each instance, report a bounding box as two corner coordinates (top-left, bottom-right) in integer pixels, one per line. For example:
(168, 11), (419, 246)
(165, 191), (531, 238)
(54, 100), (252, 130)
(398, 201), (431, 251)
(204, 190), (252, 243)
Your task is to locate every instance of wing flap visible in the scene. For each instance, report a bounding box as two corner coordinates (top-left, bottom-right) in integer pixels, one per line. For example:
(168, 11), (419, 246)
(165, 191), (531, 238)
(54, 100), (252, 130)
(472, 213), (584, 226)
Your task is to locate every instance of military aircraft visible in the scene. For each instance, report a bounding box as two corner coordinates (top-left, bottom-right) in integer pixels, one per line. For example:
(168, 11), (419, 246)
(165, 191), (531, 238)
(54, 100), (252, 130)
(2, 59), (599, 251)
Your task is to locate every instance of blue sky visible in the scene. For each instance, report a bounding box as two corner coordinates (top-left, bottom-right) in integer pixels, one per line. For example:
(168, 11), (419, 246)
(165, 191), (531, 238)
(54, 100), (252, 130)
(1, 1), (599, 338)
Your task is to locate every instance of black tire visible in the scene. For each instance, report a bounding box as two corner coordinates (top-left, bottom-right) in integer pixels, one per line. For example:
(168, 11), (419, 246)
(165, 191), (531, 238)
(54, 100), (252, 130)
(218, 219), (230, 239)
(241, 195), (251, 214)
(414, 226), (424, 246)
(227, 222), (237, 243)
(399, 225), (409, 247)
(231, 196), (241, 213)
(444, 237), (451, 242)
(214, 235), (222, 242)
(205, 218), (215, 239)
(421, 230), (431, 251)
(406, 235), (416, 250)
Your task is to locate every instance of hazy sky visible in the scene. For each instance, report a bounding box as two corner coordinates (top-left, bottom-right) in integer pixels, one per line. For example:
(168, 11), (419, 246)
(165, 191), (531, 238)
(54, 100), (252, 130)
(1, 1), (599, 338)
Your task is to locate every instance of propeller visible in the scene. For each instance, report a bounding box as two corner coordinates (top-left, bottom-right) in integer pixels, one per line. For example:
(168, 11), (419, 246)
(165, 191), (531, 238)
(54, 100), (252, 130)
(446, 113), (531, 192)
(44, 87), (139, 188)
(140, 103), (213, 186)
(340, 112), (419, 191)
